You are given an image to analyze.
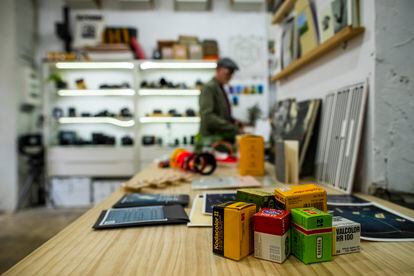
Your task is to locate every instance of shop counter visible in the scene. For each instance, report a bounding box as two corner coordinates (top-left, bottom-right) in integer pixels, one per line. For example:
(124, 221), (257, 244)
(5, 165), (414, 275)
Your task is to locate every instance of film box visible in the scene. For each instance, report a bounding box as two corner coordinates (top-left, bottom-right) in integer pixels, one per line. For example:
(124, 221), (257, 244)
(274, 184), (327, 212)
(254, 209), (291, 263)
(291, 207), (332, 264)
(213, 201), (256, 261)
(236, 189), (277, 212)
(332, 216), (361, 255)
(237, 135), (264, 176)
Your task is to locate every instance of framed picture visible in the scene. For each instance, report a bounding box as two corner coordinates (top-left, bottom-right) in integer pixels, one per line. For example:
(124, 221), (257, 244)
(73, 14), (104, 49)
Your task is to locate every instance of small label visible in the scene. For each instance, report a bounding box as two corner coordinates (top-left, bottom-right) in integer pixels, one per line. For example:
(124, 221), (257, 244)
(316, 237), (323, 259)
(263, 209), (284, 216)
(254, 231), (289, 263)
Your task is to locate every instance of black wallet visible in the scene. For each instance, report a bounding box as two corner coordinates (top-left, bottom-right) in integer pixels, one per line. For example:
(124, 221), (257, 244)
(113, 193), (189, 208)
(92, 205), (189, 230)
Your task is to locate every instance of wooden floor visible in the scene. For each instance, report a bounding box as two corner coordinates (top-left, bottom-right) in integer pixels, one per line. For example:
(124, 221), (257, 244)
(0, 207), (86, 274)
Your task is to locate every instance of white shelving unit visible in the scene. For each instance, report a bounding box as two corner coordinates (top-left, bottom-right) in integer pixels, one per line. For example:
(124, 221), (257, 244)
(136, 60), (216, 168)
(43, 60), (217, 176)
(43, 61), (139, 179)
(42, 60), (219, 206)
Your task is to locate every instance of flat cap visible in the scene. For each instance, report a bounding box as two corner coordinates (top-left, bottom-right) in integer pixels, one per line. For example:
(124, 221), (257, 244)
(217, 57), (239, 71)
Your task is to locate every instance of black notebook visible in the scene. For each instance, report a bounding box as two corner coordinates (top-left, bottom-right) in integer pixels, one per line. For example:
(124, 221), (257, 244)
(93, 205), (189, 230)
(113, 193), (190, 208)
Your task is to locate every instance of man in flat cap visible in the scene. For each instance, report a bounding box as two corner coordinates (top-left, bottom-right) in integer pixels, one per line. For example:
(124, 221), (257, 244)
(198, 57), (241, 144)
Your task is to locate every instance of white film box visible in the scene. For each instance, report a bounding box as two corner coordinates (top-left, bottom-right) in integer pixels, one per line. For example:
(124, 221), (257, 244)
(332, 216), (361, 255)
(254, 231), (290, 263)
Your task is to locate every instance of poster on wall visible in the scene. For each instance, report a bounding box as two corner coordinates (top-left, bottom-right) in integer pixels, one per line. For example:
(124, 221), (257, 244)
(228, 35), (267, 80)
(73, 15), (104, 49)
(227, 35), (268, 122)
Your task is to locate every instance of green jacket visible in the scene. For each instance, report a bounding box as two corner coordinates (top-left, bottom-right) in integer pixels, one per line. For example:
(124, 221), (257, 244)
(199, 78), (238, 142)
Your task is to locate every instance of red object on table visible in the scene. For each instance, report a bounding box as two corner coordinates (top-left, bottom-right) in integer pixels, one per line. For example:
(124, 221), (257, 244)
(254, 208), (290, 236)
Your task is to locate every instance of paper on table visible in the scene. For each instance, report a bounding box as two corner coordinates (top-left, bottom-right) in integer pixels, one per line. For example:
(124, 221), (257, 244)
(191, 176), (262, 190)
(328, 197), (414, 242)
(187, 194), (212, 227)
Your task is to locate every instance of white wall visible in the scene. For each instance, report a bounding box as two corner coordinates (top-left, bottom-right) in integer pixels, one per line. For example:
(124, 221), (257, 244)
(372, 0), (414, 193)
(0, 0), (18, 212)
(37, 0), (270, 121)
(273, 0), (414, 194)
(273, 0), (377, 192)
(38, 0), (267, 60)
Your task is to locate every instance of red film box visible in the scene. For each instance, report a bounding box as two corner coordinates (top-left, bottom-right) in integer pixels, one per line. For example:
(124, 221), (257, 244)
(254, 208), (290, 235)
(253, 209), (291, 263)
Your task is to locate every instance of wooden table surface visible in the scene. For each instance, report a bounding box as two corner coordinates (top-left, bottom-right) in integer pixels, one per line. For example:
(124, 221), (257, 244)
(5, 165), (414, 276)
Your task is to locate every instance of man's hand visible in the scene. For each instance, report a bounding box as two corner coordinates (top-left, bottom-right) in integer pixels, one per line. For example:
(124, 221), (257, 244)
(234, 119), (245, 134)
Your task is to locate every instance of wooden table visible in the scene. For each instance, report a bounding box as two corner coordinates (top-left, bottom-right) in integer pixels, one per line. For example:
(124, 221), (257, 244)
(5, 165), (414, 275)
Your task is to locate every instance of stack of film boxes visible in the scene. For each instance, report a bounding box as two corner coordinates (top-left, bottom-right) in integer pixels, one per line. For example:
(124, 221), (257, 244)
(212, 183), (360, 263)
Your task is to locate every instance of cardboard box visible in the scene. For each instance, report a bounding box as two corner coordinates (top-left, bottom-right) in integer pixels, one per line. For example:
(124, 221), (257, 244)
(236, 189), (277, 211)
(254, 209), (291, 263)
(51, 177), (91, 207)
(238, 135), (264, 176)
(173, 44), (188, 60)
(332, 216), (361, 255)
(213, 201), (256, 261)
(188, 44), (203, 60)
(92, 180), (122, 204)
(291, 207), (332, 264)
(274, 184), (327, 211)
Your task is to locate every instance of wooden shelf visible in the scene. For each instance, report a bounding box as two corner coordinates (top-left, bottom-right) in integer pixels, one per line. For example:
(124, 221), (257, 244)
(272, 0), (296, 24)
(272, 26), (365, 81)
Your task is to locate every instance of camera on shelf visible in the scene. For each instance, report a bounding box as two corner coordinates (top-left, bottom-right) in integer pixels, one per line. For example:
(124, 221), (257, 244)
(75, 79), (87, 89)
(57, 131), (130, 146)
(141, 135), (194, 147)
(121, 135), (134, 146)
(52, 107), (64, 119)
(94, 110), (116, 117)
(140, 77), (204, 90)
(92, 133), (115, 145)
(99, 82), (130, 89)
(168, 109), (181, 117)
(68, 107), (76, 117)
(120, 107), (133, 118)
(142, 135), (156, 146)
(185, 108), (196, 117)
(52, 107), (133, 118)
(58, 131), (77, 145)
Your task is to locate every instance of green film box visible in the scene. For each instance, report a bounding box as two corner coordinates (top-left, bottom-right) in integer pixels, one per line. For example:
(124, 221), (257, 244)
(236, 189), (277, 212)
(291, 207), (332, 264)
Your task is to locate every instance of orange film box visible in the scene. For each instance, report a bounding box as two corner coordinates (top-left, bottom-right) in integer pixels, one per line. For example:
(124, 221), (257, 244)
(237, 135), (264, 176)
(212, 201), (256, 260)
(274, 184), (327, 212)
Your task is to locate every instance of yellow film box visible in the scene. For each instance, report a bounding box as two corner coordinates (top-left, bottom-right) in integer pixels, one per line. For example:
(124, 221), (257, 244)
(237, 135), (264, 176)
(213, 201), (256, 261)
(274, 184), (327, 212)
